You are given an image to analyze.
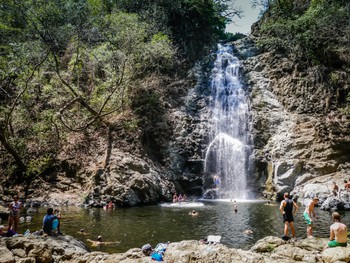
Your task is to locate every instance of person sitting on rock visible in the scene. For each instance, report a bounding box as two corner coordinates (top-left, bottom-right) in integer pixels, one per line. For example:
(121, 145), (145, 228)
(324, 212), (348, 249)
(0, 225), (6, 237)
(42, 208), (60, 236)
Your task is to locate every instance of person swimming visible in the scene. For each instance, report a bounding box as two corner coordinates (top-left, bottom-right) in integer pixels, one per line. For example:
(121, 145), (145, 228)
(189, 210), (198, 216)
(77, 228), (87, 235)
(87, 236), (120, 247)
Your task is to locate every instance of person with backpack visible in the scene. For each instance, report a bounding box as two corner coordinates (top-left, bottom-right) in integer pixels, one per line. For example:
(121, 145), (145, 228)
(279, 192), (299, 239)
(42, 208), (60, 235)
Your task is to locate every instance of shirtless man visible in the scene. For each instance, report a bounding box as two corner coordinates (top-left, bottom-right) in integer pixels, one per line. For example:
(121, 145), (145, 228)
(332, 182), (339, 197)
(303, 197), (319, 238)
(87, 236), (120, 247)
(324, 212), (347, 249)
(280, 192), (299, 238)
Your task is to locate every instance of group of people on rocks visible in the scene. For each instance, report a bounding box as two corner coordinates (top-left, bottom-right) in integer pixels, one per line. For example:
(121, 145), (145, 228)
(280, 192), (347, 249)
(332, 180), (350, 197)
(0, 195), (62, 238)
(172, 193), (186, 202)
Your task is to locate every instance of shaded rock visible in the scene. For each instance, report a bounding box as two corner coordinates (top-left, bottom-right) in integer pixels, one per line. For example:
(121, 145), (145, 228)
(27, 245), (52, 263)
(12, 248), (26, 258)
(321, 196), (345, 210)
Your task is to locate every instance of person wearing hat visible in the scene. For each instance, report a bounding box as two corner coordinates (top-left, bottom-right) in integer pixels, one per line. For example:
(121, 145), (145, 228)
(303, 197), (319, 238)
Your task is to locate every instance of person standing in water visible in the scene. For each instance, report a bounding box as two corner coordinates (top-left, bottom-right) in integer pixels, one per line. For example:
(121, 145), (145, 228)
(324, 212), (348, 249)
(279, 192), (299, 239)
(232, 200), (238, 213)
(303, 197), (319, 238)
(213, 174), (220, 188)
(8, 195), (22, 233)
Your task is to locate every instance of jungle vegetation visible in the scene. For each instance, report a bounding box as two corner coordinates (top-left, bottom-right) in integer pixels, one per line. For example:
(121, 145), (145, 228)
(0, 0), (241, 181)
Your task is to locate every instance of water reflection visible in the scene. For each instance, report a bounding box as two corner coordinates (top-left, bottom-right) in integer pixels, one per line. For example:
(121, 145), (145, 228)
(16, 202), (349, 253)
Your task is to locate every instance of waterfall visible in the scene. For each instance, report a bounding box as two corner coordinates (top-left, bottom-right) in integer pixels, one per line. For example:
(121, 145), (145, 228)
(203, 44), (252, 200)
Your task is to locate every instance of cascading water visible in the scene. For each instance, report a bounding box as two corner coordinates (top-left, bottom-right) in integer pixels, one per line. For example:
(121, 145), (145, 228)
(203, 44), (252, 200)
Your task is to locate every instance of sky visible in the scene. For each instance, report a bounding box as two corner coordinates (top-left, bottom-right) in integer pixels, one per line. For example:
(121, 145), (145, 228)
(225, 0), (262, 34)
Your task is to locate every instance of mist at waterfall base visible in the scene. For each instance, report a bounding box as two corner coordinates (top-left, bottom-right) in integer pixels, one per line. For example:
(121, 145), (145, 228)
(203, 44), (253, 201)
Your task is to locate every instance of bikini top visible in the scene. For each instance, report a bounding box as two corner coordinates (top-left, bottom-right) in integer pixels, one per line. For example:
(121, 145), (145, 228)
(11, 201), (21, 212)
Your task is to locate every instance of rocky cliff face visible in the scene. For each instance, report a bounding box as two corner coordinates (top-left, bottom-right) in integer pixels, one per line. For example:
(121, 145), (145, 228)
(235, 37), (350, 205)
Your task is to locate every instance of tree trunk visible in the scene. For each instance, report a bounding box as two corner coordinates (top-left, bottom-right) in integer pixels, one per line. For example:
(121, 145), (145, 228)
(0, 128), (26, 172)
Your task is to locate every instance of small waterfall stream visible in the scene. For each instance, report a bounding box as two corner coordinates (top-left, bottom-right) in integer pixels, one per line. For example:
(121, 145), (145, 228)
(204, 44), (252, 200)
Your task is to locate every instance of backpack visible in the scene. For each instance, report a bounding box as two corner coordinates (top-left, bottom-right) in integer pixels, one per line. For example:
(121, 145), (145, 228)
(142, 243), (153, 255)
(154, 243), (168, 253)
(151, 251), (163, 261)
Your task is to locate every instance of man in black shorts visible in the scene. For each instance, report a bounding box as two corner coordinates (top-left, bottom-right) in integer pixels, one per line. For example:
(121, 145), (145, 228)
(279, 192), (299, 239)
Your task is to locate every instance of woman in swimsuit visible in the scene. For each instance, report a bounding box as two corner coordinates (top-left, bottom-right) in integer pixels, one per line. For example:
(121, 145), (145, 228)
(8, 195), (22, 233)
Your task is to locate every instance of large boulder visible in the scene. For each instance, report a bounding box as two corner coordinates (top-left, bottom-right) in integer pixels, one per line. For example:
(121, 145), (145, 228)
(165, 240), (264, 263)
(0, 247), (15, 263)
(320, 196), (345, 210)
(1, 235), (349, 263)
(322, 247), (350, 263)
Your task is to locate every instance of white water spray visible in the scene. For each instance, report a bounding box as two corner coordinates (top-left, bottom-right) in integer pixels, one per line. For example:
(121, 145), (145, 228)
(204, 44), (251, 200)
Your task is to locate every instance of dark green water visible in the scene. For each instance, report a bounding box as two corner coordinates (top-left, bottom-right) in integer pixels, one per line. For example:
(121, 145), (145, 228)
(15, 200), (350, 253)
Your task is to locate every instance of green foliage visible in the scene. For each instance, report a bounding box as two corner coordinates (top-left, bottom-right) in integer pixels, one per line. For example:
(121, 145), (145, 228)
(132, 89), (161, 116)
(138, 33), (176, 74)
(258, 1), (350, 64)
(223, 32), (247, 42)
(123, 119), (139, 131)
(115, 0), (229, 60)
(25, 155), (54, 177)
(0, 0), (235, 176)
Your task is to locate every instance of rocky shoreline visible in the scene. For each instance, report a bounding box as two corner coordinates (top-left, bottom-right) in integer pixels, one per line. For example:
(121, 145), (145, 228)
(0, 234), (349, 263)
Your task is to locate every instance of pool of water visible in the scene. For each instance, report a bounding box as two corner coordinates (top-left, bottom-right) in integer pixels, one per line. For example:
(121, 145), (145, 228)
(12, 200), (350, 253)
